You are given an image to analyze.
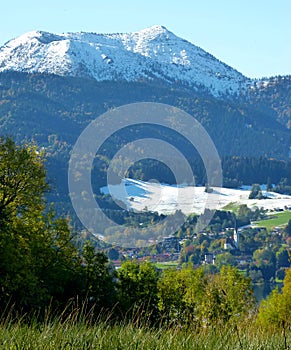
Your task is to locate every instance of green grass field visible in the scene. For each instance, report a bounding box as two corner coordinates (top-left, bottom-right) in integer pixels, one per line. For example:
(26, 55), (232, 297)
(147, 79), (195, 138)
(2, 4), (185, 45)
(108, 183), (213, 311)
(222, 201), (240, 212)
(155, 261), (179, 269)
(253, 210), (291, 231)
(0, 314), (290, 350)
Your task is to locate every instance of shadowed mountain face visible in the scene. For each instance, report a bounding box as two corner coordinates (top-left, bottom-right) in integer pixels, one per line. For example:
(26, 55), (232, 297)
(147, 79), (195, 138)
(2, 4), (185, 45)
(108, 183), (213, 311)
(0, 71), (289, 159)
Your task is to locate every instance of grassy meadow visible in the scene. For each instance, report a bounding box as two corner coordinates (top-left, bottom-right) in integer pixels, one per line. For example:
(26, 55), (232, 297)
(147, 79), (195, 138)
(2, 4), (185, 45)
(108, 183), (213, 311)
(0, 310), (290, 350)
(253, 211), (291, 231)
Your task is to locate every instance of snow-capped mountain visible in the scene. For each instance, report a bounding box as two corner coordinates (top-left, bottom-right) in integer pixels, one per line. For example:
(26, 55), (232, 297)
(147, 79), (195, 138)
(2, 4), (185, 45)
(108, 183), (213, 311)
(0, 25), (251, 96)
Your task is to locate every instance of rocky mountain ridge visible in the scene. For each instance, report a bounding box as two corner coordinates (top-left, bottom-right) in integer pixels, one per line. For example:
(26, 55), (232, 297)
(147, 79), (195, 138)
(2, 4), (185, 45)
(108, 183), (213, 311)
(0, 25), (251, 97)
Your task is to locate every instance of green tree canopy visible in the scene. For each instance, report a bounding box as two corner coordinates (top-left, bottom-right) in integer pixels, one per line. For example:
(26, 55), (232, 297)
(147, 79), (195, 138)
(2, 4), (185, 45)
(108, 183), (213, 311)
(0, 138), (81, 311)
(0, 137), (47, 220)
(257, 265), (291, 328)
(249, 184), (263, 200)
(117, 260), (160, 322)
(202, 266), (255, 325)
(158, 267), (206, 325)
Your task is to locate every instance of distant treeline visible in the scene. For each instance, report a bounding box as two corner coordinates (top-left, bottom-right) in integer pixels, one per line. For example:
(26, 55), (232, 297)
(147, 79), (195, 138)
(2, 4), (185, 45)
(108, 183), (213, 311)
(124, 156), (291, 188)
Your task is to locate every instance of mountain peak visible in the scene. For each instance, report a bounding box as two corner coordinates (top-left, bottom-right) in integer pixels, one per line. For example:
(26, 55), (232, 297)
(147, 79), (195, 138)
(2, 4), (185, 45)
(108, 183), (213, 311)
(0, 26), (251, 96)
(137, 24), (171, 36)
(130, 25), (177, 44)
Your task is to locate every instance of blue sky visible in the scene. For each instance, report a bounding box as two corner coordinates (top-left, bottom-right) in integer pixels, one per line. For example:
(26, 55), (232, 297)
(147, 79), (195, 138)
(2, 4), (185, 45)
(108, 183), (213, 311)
(1, 0), (290, 78)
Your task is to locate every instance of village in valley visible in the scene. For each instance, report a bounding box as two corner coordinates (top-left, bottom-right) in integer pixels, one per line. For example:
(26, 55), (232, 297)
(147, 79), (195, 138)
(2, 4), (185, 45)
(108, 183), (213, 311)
(97, 180), (291, 289)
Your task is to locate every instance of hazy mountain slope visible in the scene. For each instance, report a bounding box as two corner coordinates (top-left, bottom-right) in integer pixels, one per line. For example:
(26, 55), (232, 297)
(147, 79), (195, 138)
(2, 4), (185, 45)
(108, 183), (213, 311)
(0, 72), (289, 160)
(246, 76), (291, 129)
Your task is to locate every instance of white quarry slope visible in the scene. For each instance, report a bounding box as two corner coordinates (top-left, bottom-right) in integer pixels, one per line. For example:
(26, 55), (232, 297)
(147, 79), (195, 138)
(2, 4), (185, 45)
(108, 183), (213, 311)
(0, 25), (251, 96)
(102, 178), (291, 215)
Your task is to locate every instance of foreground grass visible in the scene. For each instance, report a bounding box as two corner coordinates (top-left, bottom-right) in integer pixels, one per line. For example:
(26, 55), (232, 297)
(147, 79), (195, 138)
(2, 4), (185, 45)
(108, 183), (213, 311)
(253, 210), (291, 231)
(0, 314), (290, 350)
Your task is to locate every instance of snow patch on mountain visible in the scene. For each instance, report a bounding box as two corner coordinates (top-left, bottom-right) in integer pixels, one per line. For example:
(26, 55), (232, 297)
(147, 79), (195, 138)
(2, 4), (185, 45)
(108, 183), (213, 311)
(0, 25), (252, 96)
(101, 178), (291, 215)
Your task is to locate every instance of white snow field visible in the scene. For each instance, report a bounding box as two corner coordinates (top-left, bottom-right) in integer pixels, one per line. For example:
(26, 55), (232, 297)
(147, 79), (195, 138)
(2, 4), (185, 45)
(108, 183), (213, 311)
(102, 178), (291, 215)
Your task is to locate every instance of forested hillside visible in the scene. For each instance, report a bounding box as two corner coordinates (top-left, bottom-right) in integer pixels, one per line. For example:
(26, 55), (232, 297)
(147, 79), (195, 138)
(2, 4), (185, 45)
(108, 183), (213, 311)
(0, 72), (289, 159)
(247, 75), (291, 129)
(0, 71), (290, 215)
